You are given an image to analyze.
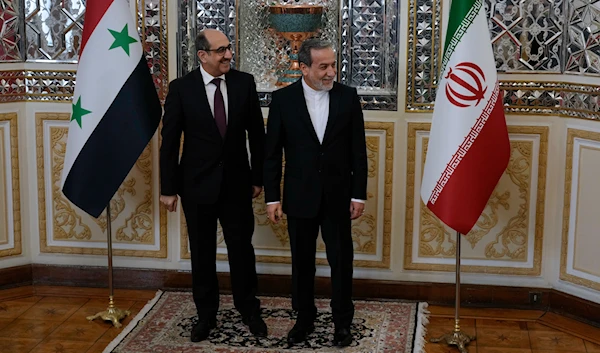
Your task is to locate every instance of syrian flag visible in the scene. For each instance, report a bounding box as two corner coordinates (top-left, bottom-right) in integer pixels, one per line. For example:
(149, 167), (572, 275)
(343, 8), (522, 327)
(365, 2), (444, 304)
(61, 0), (162, 218)
(420, 0), (510, 235)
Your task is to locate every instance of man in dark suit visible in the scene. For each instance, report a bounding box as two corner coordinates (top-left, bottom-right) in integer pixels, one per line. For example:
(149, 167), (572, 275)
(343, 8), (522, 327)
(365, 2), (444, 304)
(159, 29), (267, 342)
(264, 38), (368, 347)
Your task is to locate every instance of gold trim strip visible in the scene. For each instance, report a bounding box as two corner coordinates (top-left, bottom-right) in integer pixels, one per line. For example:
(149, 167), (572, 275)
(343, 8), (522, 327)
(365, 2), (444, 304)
(0, 113), (22, 258)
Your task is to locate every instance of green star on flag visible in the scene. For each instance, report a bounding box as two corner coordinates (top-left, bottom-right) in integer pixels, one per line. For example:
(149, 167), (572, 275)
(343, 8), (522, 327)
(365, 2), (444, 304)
(60, 0), (162, 219)
(71, 96), (92, 128)
(108, 23), (137, 56)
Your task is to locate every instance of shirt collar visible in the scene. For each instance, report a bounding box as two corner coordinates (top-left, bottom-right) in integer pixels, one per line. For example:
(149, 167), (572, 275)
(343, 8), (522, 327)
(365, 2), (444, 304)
(199, 64), (226, 86)
(301, 77), (327, 98)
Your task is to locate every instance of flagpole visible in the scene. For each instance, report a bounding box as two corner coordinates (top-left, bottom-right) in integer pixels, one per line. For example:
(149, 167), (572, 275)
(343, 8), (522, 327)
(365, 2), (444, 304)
(430, 231), (476, 353)
(86, 202), (131, 328)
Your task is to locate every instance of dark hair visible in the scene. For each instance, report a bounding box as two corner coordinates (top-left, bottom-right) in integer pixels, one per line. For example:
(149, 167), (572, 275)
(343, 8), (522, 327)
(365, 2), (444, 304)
(195, 31), (211, 52)
(298, 38), (334, 67)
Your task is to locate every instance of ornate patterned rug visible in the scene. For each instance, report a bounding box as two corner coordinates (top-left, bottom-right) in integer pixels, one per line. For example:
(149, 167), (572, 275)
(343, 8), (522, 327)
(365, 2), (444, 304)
(103, 291), (429, 353)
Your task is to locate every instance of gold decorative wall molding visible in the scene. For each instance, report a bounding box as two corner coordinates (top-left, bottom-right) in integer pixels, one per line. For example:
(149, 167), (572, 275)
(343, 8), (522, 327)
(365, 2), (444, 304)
(35, 113), (167, 257)
(560, 128), (600, 291)
(0, 70), (76, 103)
(180, 121), (394, 269)
(0, 113), (22, 258)
(404, 123), (548, 275)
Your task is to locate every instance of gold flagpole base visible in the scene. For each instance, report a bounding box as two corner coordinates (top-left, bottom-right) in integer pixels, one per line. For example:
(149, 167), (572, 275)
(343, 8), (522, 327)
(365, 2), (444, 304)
(86, 296), (131, 328)
(430, 231), (476, 352)
(430, 328), (476, 353)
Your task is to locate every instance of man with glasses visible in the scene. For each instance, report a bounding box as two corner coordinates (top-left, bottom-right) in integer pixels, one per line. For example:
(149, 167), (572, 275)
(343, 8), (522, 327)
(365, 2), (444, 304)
(159, 28), (267, 342)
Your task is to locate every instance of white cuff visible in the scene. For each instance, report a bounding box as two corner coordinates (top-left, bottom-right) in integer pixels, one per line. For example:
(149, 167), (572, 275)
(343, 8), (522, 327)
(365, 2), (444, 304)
(351, 198), (365, 203)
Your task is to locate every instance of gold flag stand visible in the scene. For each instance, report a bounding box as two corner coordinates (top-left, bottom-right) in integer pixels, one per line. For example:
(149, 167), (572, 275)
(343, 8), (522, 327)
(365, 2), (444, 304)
(86, 203), (131, 328)
(430, 231), (476, 353)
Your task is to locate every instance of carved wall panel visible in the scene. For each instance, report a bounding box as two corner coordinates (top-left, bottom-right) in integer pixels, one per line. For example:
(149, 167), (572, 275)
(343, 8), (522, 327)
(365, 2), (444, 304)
(180, 122), (393, 269)
(405, 123), (547, 275)
(0, 113), (22, 257)
(561, 128), (600, 291)
(35, 113), (167, 258)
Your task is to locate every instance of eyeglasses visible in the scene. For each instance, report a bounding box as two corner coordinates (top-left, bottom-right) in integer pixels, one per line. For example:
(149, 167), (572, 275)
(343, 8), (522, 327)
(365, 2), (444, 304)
(203, 44), (233, 55)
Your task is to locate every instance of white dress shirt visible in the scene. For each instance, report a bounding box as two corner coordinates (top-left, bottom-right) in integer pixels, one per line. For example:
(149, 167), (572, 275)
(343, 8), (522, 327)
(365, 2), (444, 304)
(200, 64), (229, 122)
(302, 78), (329, 143)
(268, 78), (365, 205)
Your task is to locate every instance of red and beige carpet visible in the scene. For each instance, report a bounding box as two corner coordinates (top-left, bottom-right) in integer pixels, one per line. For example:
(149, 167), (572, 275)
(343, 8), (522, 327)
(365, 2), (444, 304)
(103, 291), (429, 353)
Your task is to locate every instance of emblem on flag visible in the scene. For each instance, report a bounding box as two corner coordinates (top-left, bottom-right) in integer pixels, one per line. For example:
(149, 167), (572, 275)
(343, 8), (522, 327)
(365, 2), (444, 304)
(445, 62), (487, 108)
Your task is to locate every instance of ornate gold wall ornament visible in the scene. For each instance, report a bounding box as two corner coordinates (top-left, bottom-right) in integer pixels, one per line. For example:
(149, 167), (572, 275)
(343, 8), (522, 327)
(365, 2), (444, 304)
(0, 113), (22, 258)
(484, 143), (532, 261)
(36, 113), (167, 258)
(560, 129), (600, 291)
(405, 123), (547, 275)
(252, 188), (290, 247)
(180, 122), (393, 269)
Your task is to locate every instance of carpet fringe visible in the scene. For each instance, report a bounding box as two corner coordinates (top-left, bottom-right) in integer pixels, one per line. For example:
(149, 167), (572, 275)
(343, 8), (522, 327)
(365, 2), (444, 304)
(413, 302), (430, 353)
(102, 289), (164, 353)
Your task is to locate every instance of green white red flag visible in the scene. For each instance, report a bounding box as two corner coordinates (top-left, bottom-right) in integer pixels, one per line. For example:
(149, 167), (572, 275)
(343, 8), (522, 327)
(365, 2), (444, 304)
(420, 0), (510, 234)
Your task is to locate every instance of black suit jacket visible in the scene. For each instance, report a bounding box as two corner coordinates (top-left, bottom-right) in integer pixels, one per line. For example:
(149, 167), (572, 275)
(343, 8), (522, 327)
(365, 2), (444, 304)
(263, 80), (368, 218)
(159, 68), (265, 204)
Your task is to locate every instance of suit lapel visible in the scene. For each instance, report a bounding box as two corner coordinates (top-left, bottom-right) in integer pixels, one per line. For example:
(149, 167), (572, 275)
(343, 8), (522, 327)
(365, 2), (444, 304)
(225, 71), (238, 134)
(322, 83), (340, 145)
(292, 80), (320, 144)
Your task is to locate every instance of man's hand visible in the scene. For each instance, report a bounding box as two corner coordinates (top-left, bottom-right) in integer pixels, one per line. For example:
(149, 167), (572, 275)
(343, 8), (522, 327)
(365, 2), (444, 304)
(350, 201), (365, 220)
(267, 203), (283, 223)
(252, 186), (262, 198)
(160, 195), (178, 212)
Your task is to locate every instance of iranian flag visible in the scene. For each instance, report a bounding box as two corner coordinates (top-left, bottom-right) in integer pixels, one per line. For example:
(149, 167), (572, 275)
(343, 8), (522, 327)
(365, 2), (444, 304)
(61, 0), (162, 218)
(420, 0), (510, 234)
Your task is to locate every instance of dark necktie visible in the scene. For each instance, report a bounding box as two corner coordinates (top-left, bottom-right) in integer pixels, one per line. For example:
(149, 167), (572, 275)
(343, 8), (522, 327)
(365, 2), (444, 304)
(210, 78), (226, 137)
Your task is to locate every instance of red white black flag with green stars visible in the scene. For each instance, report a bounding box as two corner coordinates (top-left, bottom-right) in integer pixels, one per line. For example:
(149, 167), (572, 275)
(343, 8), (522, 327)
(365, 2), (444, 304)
(61, 0), (162, 218)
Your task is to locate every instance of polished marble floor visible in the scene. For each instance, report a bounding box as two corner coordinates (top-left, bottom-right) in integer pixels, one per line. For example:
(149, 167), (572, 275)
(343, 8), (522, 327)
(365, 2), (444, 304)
(0, 286), (599, 353)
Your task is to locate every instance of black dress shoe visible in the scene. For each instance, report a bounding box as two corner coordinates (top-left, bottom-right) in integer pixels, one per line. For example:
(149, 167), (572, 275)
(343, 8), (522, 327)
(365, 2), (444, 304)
(190, 318), (216, 342)
(287, 321), (315, 345)
(333, 327), (352, 347)
(242, 314), (268, 337)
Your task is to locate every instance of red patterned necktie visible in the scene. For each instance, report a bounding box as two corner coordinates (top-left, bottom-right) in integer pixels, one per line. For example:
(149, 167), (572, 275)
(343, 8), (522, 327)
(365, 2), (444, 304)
(211, 78), (226, 137)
